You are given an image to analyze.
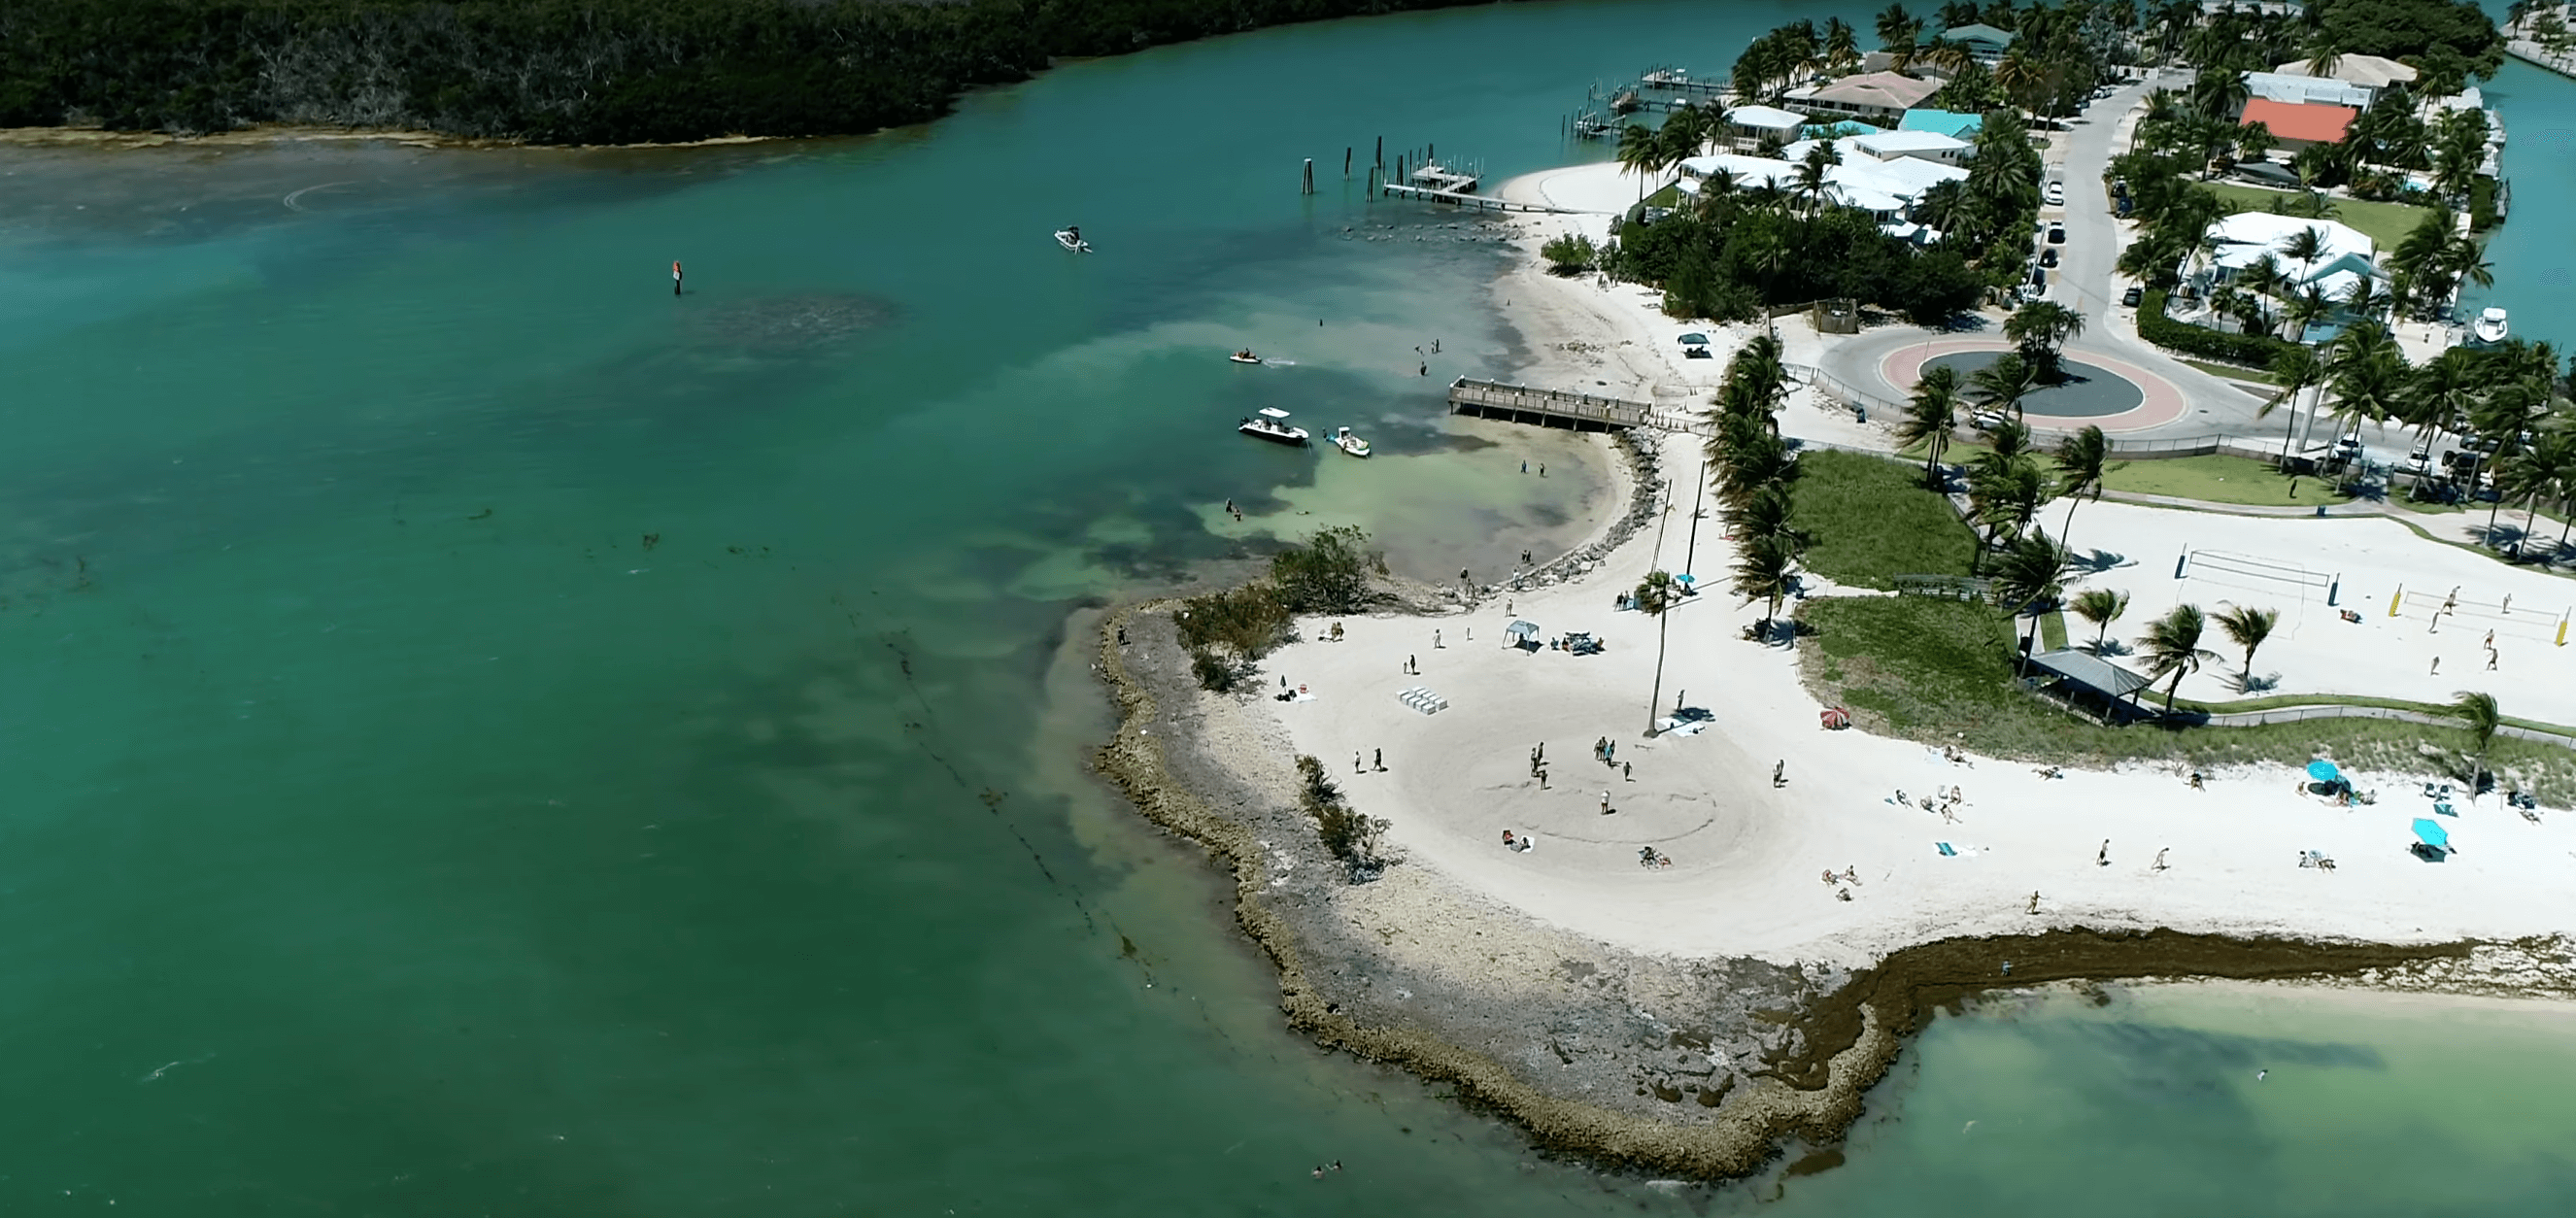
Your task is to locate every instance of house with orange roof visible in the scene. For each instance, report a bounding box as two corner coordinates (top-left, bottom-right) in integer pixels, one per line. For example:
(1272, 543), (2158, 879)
(2238, 97), (2356, 153)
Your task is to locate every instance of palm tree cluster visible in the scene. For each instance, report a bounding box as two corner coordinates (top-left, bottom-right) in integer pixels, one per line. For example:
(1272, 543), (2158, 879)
(1730, 19), (1828, 103)
(1699, 336), (1804, 637)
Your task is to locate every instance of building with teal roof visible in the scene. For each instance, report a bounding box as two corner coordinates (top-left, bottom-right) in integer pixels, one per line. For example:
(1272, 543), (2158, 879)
(1899, 109), (1983, 139)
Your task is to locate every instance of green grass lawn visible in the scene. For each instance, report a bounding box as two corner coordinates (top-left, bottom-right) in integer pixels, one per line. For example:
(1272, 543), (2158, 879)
(1798, 595), (2576, 797)
(2200, 183), (2434, 252)
(1791, 449), (1979, 589)
(1893, 440), (2352, 508)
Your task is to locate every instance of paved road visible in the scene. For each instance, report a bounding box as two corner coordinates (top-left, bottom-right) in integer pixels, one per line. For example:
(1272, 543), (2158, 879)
(1822, 70), (2286, 441)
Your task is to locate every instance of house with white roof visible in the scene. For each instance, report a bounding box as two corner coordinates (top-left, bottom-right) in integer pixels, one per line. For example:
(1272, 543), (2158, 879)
(1848, 129), (1974, 166)
(2185, 212), (2388, 334)
(1721, 104), (1809, 151)
(2244, 70), (2374, 111)
(2273, 53), (2418, 91)
(1938, 22), (2017, 64)
(1677, 148), (1967, 231)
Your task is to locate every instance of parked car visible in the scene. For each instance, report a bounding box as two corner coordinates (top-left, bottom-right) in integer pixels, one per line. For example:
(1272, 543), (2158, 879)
(2040, 247), (2059, 268)
(2120, 285), (2144, 307)
(2043, 182), (2065, 206)
(2047, 223), (2066, 244)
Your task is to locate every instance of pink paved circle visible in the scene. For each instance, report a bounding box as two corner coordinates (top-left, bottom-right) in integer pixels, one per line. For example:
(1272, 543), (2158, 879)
(1878, 339), (2189, 434)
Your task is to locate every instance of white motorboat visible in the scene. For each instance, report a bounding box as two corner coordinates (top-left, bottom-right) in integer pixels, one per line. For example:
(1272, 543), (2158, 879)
(1229, 349), (1263, 364)
(1237, 406), (1308, 446)
(1054, 226), (1091, 253)
(1331, 426), (1372, 457)
(2472, 306), (2509, 345)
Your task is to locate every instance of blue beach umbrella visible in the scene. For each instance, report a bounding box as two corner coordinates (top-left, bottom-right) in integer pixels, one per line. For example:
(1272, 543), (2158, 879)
(2412, 819), (2450, 849)
(2305, 761), (2341, 782)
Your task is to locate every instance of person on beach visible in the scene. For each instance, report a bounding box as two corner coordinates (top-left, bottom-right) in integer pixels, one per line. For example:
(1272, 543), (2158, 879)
(1521, 460), (1528, 474)
(672, 259), (683, 295)
(2027, 891), (2042, 914)
(2489, 649), (2499, 670)
(2188, 771), (2204, 791)
(1600, 792), (1612, 815)
(2097, 839), (2111, 866)
(2153, 847), (2170, 871)
(1538, 767), (1549, 790)
(1623, 761), (1633, 782)
(1772, 760), (1786, 788)
(1373, 748), (1383, 771)
(1354, 752), (1364, 773)
(1434, 629), (1442, 649)
(1503, 829), (1516, 847)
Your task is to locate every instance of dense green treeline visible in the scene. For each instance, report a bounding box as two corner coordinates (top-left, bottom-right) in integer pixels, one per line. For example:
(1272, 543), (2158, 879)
(0, 0), (1502, 143)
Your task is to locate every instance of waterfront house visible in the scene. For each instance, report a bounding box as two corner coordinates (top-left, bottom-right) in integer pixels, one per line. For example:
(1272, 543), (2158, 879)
(2184, 212), (2388, 338)
(1678, 148), (1966, 227)
(1780, 72), (1943, 124)
(1937, 23), (2017, 64)
(1721, 104), (1809, 151)
(2243, 71), (2374, 111)
(1847, 129), (1973, 166)
(2272, 53), (2418, 92)
(2238, 97), (2356, 152)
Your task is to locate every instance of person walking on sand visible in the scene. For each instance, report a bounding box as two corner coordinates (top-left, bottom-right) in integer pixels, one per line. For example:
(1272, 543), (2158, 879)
(1600, 792), (1612, 815)
(2153, 847), (2170, 871)
(2430, 656), (2441, 675)
(1373, 748), (1383, 771)
(1354, 752), (1364, 773)
(2027, 891), (2041, 914)
(1772, 760), (1786, 788)
(1434, 629), (1442, 649)
(2097, 839), (2111, 866)
(1623, 761), (1633, 782)
(672, 259), (683, 295)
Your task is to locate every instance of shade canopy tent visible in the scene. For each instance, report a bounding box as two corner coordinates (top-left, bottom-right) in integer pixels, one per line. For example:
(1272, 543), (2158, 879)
(2025, 648), (2155, 722)
(2307, 760), (2342, 782)
(2412, 818), (2451, 850)
(1503, 620), (1542, 650)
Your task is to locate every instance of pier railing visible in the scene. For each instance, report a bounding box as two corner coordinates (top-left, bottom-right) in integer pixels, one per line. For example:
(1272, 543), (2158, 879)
(1446, 378), (1711, 436)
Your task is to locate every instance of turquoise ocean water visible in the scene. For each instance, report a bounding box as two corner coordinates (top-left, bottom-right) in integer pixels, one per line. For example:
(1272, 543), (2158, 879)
(1, 2), (2571, 1212)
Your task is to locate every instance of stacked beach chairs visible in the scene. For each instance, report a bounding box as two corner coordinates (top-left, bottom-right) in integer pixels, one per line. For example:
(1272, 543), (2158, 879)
(1398, 686), (1448, 715)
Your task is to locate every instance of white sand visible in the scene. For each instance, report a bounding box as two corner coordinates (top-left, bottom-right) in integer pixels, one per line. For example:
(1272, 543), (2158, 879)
(1241, 214), (2576, 970)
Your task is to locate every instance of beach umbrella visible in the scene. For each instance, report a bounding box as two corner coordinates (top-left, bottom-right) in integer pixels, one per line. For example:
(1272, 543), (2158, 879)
(2412, 818), (2450, 850)
(2305, 760), (2341, 782)
(1819, 706), (1851, 729)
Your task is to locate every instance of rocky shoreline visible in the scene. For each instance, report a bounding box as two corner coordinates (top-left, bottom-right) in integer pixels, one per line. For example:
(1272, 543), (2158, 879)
(1087, 583), (2576, 1178)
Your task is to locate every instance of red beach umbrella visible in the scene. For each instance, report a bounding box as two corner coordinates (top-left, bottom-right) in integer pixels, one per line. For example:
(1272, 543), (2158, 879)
(1820, 706), (1852, 729)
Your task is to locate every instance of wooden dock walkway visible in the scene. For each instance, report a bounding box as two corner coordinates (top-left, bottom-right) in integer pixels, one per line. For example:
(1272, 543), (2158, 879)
(1446, 378), (1710, 436)
(1377, 183), (1573, 213)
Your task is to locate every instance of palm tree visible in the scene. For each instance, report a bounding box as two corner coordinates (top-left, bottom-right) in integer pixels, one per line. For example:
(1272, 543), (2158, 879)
(1877, 3), (1922, 69)
(1970, 352), (2043, 422)
(2052, 425), (2113, 542)
(1636, 569), (1681, 735)
(1969, 454), (2051, 570)
(2004, 300), (2085, 383)
(2237, 254), (2285, 335)
(2451, 690), (2500, 787)
(1793, 141), (1841, 216)
(1616, 123), (1658, 201)
(2325, 321), (2408, 449)
(2188, 69), (2248, 120)
(2276, 224), (2329, 282)
(2260, 344), (2324, 462)
(2497, 429), (2576, 558)
(1732, 534), (1796, 641)
(2301, 37), (2344, 81)
(2136, 603), (2217, 714)
(1899, 364), (1965, 489)
(1992, 528), (2071, 671)
(1824, 17), (1861, 71)
(1656, 107), (1707, 176)
(2401, 346), (2482, 457)
(2280, 283), (2333, 345)
(2235, 120), (2277, 164)
(2071, 588), (2130, 653)
(2212, 604), (2279, 687)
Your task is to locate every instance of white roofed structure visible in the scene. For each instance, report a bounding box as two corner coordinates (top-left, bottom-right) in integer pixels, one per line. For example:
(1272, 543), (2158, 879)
(2273, 53), (2418, 90)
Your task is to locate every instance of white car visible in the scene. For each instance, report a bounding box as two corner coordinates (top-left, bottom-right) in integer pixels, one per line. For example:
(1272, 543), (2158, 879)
(2044, 182), (2065, 206)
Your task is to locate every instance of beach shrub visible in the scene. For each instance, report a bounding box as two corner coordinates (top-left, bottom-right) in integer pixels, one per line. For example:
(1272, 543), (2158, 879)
(2467, 177), (2499, 232)
(1270, 525), (1384, 614)
(1294, 755), (1390, 880)
(2137, 288), (2296, 368)
(1540, 233), (1597, 275)
(1175, 584), (1292, 660)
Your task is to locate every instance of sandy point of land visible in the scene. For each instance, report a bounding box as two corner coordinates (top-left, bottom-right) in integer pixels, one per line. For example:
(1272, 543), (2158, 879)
(1252, 428), (2576, 968)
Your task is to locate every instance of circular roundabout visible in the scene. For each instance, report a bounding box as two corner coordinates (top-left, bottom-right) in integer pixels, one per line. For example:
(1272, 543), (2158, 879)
(1878, 339), (2190, 433)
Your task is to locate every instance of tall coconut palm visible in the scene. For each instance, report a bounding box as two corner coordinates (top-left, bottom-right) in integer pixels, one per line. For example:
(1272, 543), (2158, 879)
(1616, 122), (1658, 201)
(2280, 283), (2334, 345)
(2451, 690), (2500, 787)
(1793, 141), (1841, 216)
(2213, 604), (2279, 687)
(2402, 346), (2482, 457)
(1992, 528), (2071, 671)
(2260, 344), (2325, 462)
(2325, 321), (2407, 448)
(1824, 17), (1861, 70)
(2136, 603), (2217, 713)
(2276, 223), (2329, 282)
(1969, 454), (2051, 570)
(1899, 364), (1966, 489)
(1731, 534), (1796, 640)
(2052, 425), (2113, 542)
(2497, 428), (2576, 558)
(1636, 569), (1681, 734)
(2071, 588), (2130, 653)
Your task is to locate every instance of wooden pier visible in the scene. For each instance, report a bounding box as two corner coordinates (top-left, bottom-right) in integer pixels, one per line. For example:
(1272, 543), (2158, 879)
(1377, 183), (1571, 213)
(1446, 378), (1710, 435)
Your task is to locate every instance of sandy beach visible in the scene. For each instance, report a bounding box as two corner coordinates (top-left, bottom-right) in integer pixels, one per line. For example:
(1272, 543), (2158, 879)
(1097, 166), (2576, 1176)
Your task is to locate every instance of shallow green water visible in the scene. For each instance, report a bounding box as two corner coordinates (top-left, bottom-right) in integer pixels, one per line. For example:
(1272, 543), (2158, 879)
(1, 2), (2572, 1213)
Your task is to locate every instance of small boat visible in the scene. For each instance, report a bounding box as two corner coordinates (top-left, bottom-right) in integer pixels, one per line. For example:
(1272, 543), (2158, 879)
(2472, 306), (2509, 345)
(1331, 426), (1372, 457)
(1229, 349), (1263, 364)
(1238, 406), (1309, 446)
(1054, 226), (1091, 254)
